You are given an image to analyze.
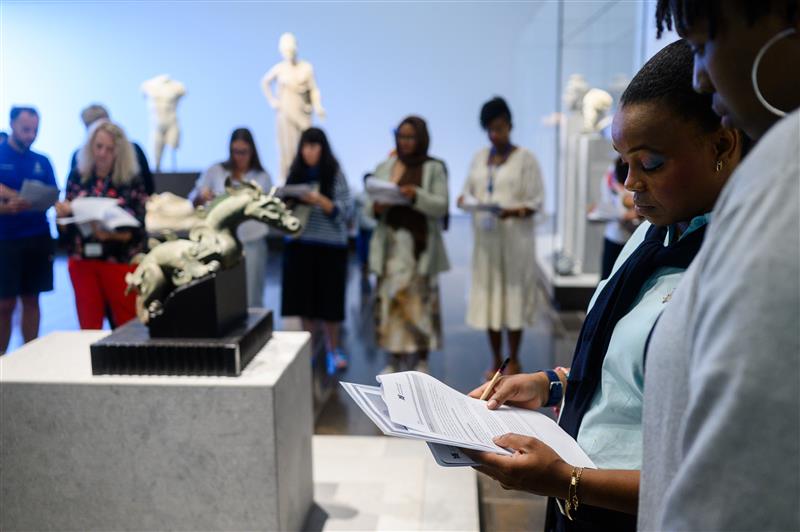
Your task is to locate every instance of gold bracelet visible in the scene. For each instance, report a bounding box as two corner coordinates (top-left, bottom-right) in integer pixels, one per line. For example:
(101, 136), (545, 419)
(564, 466), (584, 521)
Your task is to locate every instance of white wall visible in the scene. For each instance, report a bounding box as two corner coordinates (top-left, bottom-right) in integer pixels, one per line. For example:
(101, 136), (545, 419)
(1, 1), (554, 210)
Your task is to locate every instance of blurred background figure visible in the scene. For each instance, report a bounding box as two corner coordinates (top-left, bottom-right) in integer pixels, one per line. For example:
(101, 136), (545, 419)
(280, 127), (351, 374)
(590, 156), (639, 279)
(70, 104), (154, 195)
(458, 97), (544, 378)
(190, 128), (272, 308)
(354, 172), (377, 281)
(0, 106), (57, 353)
(55, 120), (147, 329)
(367, 116), (449, 375)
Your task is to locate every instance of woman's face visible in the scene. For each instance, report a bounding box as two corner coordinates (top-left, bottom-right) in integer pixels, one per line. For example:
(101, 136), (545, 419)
(396, 123), (418, 157)
(486, 116), (511, 148)
(301, 142), (322, 167)
(231, 139), (252, 172)
(682, 11), (798, 140)
(612, 102), (732, 226)
(92, 129), (116, 177)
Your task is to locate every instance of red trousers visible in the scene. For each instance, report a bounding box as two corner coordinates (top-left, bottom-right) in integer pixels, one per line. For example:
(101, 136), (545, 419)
(67, 258), (137, 330)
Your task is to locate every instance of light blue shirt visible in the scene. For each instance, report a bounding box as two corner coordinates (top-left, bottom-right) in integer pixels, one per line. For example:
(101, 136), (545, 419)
(575, 215), (709, 469)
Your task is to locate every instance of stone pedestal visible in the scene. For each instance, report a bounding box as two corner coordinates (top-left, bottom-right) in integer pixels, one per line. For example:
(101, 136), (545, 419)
(0, 330), (313, 531)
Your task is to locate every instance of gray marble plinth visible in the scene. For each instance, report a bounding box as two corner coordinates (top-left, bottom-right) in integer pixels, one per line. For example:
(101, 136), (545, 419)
(1, 330), (313, 531)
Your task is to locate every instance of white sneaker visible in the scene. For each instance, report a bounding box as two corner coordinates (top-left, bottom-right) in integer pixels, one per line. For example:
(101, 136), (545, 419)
(414, 360), (430, 374)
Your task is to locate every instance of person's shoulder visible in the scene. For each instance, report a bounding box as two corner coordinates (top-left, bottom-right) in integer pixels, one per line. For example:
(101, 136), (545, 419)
(374, 157), (395, 174)
(205, 162), (226, 174)
(425, 157), (447, 173)
(474, 146), (490, 159)
(0, 142), (12, 160)
(28, 149), (55, 173)
(515, 146), (538, 163)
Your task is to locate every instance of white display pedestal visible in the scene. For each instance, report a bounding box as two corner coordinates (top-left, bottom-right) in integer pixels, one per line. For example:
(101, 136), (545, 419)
(1, 330), (313, 531)
(310, 435), (480, 531)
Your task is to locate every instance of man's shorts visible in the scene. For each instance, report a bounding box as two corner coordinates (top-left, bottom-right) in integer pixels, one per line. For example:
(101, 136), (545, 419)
(0, 233), (55, 298)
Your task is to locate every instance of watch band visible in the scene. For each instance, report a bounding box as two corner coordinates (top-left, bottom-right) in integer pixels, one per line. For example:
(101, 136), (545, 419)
(543, 369), (563, 407)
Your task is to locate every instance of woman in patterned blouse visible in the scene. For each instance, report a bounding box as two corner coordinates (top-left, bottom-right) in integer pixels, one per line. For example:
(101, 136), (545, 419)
(55, 120), (147, 329)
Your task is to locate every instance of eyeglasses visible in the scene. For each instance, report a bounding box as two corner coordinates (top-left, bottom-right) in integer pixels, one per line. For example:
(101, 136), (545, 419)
(231, 148), (251, 156)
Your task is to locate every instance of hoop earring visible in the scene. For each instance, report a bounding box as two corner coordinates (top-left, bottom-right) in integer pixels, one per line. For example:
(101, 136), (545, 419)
(715, 160), (723, 173)
(751, 28), (797, 118)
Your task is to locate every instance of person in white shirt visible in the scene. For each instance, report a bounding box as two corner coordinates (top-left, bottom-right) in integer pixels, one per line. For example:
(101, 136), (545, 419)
(189, 128), (272, 308)
(457, 97), (544, 378)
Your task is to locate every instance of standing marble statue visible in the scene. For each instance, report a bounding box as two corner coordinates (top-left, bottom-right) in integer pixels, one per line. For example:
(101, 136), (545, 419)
(141, 74), (186, 172)
(581, 88), (613, 132)
(260, 33), (326, 182)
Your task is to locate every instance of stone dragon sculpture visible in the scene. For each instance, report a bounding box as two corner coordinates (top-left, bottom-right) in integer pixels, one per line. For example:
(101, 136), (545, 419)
(125, 180), (301, 324)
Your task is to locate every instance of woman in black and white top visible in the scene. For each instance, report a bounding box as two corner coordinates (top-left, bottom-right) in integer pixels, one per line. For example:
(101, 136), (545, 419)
(281, 127), (351, 374)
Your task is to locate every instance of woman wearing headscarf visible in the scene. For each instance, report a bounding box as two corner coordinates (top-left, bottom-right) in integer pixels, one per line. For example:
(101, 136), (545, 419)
(365, 116), (449, 374)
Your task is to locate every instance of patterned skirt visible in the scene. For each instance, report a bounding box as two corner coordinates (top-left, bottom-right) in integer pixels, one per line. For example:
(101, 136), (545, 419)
(375, 228), (442, 355)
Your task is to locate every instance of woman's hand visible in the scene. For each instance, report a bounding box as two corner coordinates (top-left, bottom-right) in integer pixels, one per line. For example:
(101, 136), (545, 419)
(55, 200), (72, 218)
(0, 185), (31, 214)
(468, 372), (550, 410)
(464, 434), (571, 498)
(399, 185), (417, 200)
(498, 207), (533, 219)
(302, 191), (335, 214)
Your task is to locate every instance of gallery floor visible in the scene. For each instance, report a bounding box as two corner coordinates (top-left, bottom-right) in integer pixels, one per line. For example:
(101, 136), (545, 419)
(7, 215), (586, 531)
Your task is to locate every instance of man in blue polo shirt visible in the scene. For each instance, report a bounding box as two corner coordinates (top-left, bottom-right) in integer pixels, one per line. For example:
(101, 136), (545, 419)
(0, 106), (57, 354)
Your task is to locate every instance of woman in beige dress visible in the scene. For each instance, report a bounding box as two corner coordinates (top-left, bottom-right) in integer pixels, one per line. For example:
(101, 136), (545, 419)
(458, 97), (544, 378)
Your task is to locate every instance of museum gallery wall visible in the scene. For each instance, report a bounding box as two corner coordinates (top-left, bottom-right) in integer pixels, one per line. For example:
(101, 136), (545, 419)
(2, 1), (674, 231)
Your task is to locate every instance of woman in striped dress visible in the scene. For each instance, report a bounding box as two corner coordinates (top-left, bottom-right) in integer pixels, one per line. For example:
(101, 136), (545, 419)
(280, 128), (352, 373)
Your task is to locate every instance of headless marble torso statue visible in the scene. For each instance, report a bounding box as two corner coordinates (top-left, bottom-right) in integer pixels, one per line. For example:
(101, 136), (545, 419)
(261, 33), (326, 182)
(141, 74), (186, 171)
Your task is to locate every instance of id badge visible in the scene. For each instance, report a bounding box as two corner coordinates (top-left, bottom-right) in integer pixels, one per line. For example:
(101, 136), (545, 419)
(478, 212), (497, 231)
(84, 242), (103, 258)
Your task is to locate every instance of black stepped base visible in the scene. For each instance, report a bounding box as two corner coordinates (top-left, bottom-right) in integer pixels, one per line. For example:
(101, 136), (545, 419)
(90, 309), (273, 376)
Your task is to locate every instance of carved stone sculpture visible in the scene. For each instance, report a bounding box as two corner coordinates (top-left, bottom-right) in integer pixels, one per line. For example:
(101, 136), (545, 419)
(261, 33), (326, 182)
(126, 180), (300, 324)
(582, 88), (614, 133)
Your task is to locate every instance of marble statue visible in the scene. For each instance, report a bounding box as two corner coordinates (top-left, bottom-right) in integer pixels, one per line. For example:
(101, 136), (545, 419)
(126, 181), (301, 324)
(261, 33), (326, 182)
(582, 88), (614, 132)
(141, 74), (186, 171)
(563, 74), (590, 112)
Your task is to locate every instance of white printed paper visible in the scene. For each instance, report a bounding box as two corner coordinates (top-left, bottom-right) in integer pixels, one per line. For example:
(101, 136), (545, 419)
(342, 372), (596, 469)
(365, 177), (410, 206)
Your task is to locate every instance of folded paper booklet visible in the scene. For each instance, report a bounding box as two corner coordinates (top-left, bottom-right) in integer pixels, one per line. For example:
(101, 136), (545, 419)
(459, 195), (501, 214)
(341, 371), (596, 468)
(276, 184), (314, 199)
(365, 177), (410, 206)
(57, 197), (141, 230)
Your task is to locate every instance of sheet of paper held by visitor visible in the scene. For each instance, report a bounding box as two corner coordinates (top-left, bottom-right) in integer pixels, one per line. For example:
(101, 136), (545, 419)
(56, 197), (141, 230)
(365, 177), (411, 206)
(19, 179), (59, 212)
(276, 184), (314, 199)
(459, 195), (501, 214)
(342, 372), (596, 469)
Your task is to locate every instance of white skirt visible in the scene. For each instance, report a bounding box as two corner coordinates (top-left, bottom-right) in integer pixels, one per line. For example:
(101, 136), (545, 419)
(466, 214), (539, 330)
